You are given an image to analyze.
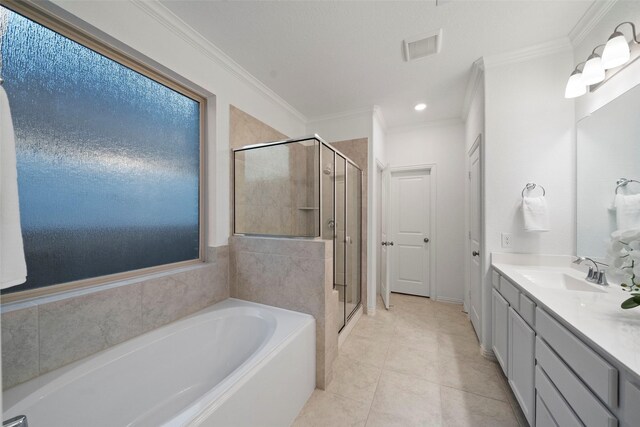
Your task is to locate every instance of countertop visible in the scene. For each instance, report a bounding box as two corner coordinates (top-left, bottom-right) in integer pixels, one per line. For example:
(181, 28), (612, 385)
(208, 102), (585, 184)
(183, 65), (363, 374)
(491, 253), (640, 379)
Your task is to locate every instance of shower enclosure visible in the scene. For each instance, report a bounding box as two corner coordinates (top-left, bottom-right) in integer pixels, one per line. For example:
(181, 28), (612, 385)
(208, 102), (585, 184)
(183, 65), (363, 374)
(233, 136), (362, 331)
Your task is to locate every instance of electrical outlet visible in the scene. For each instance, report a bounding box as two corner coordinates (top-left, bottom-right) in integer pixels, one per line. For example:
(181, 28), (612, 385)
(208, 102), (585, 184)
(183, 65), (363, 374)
(501, 233), (513, 248)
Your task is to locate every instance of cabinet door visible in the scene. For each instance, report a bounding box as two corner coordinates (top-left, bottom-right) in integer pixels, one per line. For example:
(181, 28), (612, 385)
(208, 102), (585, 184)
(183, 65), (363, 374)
(492, 289), (509, 375)
(508, 307), (535, 426)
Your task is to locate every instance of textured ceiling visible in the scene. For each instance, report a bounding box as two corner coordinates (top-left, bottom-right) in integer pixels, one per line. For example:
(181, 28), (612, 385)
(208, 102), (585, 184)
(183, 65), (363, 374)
(160, 0), (593, 128)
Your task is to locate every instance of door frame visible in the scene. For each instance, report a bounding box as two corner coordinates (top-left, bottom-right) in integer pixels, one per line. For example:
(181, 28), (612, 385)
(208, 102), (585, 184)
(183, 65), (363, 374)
(465, 134), (483, 316)
(389, 164), (437, 299)
(376, 159), (385, 298)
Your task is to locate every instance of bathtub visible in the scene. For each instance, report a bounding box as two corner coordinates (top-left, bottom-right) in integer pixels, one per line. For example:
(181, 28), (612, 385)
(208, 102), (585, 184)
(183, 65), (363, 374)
(3, 298), (316, 426)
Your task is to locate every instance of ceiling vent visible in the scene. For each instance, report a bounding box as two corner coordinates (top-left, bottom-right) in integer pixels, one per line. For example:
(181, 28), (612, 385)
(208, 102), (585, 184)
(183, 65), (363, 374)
(403, 29), (443, 62)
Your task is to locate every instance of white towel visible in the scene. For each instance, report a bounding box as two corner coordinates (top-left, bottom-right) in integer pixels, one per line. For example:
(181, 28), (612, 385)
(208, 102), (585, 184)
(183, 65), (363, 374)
(615, 193), (640, 232)
(0, 86), (27, 289)
(522, 196), (550, 232)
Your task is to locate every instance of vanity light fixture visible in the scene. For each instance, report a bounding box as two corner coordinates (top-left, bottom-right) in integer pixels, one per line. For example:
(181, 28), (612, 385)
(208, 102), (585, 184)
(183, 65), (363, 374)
(582, 45), (606, 85)
(602, 22), (639, 69)
(414, 103), (427, 111)
(565, 21), (640, 98)
(564, 62), (587, 99)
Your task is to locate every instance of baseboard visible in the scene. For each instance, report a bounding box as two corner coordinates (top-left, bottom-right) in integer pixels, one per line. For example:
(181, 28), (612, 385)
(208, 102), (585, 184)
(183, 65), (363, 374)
(338, 306), (363, 349)
(366, 305), (376, 315)
(435, 296), (464, 304)
(480, 345), (497, 361)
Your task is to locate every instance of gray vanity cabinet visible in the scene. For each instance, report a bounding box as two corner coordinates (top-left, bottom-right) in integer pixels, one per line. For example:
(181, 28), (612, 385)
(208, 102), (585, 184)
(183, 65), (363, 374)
(492, 288), (509, 374)
(508, 307), (535, 426)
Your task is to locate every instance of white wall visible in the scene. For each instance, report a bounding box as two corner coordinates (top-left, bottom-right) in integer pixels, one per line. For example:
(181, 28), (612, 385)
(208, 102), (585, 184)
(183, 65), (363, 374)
(46, 0), (307, 247)
(386, 121), (466, 303)
(479, 44), (576, 352)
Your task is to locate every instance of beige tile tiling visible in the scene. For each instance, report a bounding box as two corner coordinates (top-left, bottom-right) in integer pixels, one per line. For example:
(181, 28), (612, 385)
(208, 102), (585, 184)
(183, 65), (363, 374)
(441, 386), (518, 427)
(368, 370), (443, 427)
(295, 293), (519, 426)
(326, 355), (382, 404)
(292, 389), (370, 427)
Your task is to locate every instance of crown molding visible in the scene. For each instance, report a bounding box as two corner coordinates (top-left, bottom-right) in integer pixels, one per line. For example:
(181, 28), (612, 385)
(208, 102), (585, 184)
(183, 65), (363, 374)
(461, 58), (484, 119)
(130, 0), (307, 124)
(307, 106), (376, 124)
(387, 117), (464, 135)
(373, 105), (387, 132)
(569, 0), (618, 47)
(483, 37), (573, 69)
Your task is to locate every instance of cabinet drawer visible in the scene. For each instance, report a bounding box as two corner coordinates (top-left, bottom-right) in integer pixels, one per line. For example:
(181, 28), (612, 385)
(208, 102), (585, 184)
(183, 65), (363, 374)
(499, 276), (520, 310)
(535, 365), (582, 427)
(536, 307), (618, 407)
(492, 270), (500, 289)
(536, 337), (617, 427)
(518, 293), (535, 326)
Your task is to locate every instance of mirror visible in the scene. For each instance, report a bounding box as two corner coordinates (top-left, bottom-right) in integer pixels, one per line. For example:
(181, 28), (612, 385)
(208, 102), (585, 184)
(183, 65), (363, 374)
(576, 83), (640, 259)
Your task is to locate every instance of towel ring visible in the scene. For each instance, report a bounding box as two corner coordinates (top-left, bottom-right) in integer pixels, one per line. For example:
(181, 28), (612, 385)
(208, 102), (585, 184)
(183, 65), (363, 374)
(615, 178), (640, 194)
(521, 183), (545, 198)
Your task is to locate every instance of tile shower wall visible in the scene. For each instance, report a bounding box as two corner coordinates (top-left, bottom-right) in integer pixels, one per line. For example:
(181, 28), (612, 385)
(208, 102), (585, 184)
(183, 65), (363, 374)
(229, 236), (339, 389)
(231, 106), (318, 236)
(1, 246), (229, 390)
(329, 138), (368, 313)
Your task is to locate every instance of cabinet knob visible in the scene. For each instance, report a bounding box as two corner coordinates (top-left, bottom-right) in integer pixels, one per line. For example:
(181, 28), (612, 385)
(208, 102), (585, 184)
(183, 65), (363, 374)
(472, 251), (480, 257)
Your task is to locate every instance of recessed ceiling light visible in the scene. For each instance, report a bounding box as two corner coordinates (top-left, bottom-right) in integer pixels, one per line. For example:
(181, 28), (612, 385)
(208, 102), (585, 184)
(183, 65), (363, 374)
(414, 103), (427, 111)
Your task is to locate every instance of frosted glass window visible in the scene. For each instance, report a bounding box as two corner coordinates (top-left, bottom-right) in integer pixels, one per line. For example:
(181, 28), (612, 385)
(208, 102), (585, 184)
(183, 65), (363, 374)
(0, 7), (201, 293)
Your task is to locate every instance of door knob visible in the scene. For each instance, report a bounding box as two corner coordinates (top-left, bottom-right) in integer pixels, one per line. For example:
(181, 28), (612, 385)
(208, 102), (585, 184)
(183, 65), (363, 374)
(472, 251), (480, 257)
(424, 238), (429, 243)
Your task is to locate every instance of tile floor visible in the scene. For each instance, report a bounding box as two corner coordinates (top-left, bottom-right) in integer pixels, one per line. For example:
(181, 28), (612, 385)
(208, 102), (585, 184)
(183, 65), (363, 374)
(293, 293), (527, 427)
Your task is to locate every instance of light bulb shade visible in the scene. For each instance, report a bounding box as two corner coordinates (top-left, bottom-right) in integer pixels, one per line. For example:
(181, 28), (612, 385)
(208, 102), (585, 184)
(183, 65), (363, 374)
(564, 71), (587, 98)
(582, 54), (605, 85)
(602, 32), (630, 69)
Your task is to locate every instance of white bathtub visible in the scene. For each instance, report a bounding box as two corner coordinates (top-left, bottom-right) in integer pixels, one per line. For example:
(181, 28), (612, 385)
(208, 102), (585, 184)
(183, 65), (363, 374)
(3, 298), (316, 426)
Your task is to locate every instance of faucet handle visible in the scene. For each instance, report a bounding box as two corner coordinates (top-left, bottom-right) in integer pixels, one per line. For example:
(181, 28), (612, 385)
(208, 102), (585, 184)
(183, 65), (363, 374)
(597, 270), (609, 286)
(587, 266), (595, 280)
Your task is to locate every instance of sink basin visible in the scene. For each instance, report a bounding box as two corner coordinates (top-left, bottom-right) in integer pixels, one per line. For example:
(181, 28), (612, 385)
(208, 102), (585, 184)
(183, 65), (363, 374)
(517, 270), (607, 293)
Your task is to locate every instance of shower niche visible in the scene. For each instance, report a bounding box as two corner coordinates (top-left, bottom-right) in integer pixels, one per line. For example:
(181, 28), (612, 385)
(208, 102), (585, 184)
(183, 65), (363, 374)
(233, 136), (362, 330)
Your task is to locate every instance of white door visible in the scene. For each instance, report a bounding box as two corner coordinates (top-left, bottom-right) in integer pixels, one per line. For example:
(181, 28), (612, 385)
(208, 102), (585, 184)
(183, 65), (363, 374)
(469, 141), (482, 336)
(389, 169), (431, 297)
(380, 167), (391, 309)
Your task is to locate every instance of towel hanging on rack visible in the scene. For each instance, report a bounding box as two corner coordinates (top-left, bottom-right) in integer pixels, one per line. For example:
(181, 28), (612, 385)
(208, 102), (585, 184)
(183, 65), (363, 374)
(521, 183), (550, 232)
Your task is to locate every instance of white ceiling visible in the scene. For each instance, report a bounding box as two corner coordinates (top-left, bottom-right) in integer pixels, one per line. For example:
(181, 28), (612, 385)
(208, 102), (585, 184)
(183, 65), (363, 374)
(160, 0), (593, 128)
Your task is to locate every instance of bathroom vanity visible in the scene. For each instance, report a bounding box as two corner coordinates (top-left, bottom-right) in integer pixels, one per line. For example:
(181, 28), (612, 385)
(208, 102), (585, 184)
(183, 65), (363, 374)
(491, 253), (640, 427)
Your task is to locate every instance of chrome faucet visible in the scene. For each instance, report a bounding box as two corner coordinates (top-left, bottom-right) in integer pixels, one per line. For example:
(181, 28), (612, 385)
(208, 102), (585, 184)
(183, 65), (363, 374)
(3, 415), (28, 427)
(573, 257), (608, 286)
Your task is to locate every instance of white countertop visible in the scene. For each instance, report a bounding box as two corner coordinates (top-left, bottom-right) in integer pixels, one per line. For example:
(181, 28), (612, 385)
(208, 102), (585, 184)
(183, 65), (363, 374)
(492, 253), (640, 379)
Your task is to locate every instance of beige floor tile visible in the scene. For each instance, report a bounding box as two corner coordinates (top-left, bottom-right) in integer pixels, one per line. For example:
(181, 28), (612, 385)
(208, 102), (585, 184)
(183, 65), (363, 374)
(391, 324), (439, 352)
(351, 314), (395, 339)
(384, 343), (439, 380)
(441, 386), (518, 427)
(437, 357), (507, 401)
(327, 355), (383, 404)
(341, 333), (390, 368)
(369, 370), (443, 426)
(292, 389), (370, 427)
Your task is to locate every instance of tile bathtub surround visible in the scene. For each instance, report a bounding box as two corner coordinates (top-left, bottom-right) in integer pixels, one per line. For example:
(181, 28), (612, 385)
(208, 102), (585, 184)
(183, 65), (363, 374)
(1, 245), (229, 390)
(230, 235), (338, 389)
(293, 294), (526, 427)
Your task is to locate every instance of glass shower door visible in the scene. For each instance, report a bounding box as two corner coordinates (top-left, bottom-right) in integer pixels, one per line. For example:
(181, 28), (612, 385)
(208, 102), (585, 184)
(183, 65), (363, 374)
(334, 155), (346, 331)
(345, 162), (361, 320)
